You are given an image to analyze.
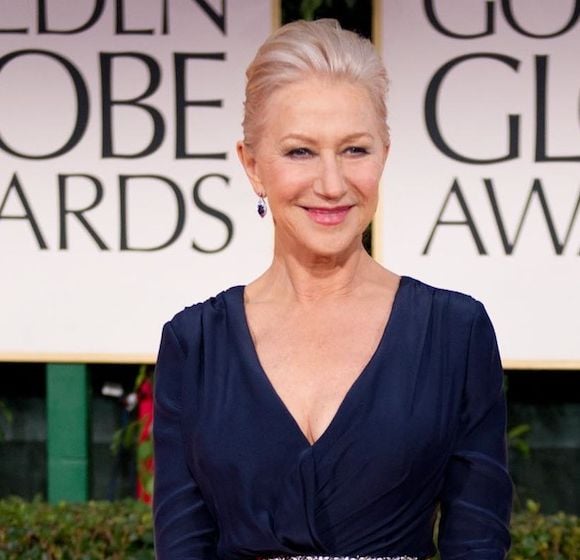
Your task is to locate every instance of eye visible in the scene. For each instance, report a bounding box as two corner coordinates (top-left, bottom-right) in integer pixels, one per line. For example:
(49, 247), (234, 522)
(344, 146), (369, 156)
(286, 147), (313, 159)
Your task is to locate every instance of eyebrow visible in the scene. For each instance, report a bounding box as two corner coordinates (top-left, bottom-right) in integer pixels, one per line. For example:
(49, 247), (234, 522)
(280, 132), (374, 143)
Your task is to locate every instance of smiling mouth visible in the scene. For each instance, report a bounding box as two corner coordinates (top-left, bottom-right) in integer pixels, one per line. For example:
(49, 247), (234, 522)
(302, 205), (353, 226)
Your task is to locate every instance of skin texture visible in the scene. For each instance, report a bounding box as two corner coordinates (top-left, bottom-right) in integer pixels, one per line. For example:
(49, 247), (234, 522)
(237, 77), (400, 445)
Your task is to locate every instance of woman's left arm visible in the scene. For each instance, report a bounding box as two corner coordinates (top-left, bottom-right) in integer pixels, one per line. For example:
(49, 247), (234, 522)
(438, 302), (513, 559)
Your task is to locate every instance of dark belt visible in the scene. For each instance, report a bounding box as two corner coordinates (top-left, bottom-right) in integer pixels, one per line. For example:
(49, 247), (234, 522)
(260, 556), (419, 560)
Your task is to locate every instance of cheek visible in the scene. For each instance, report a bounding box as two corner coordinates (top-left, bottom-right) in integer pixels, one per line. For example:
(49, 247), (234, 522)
(345, 163), (383, 196)
(263, 163), (313, 198)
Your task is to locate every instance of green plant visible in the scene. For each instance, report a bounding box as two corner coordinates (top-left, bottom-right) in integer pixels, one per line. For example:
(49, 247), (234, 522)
(508, 422), (532, 457)
(300, 0), (357, 20)
(111, 365), (154, 499)
(509, 500), (580, 560)
(430, 499), (580, 560)
(0, 497), (578, 559)
(0, 497), (154, 559)
(503, 375), (532, 459)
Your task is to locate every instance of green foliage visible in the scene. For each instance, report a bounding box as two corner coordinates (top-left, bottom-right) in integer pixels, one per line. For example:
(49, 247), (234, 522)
(509, 500), (580, 560)
(300, 0), (357, 21)
(0, 497), (578, 559)
(110, 365), (154, 499)
(0, 497), (154, 559)
(508, 422), (532, 457)
(137, 439), (154, 497)
(429, 500), (579, 560)
(111, 416), (144, 455)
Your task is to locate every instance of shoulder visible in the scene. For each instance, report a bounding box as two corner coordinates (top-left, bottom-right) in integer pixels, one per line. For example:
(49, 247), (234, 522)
(400, 276), (496, 356)
(154, 285), (244, 408)
(401, 275), (486, 327)
(163, 285), (244, 355)
(408, 274), (500, 344)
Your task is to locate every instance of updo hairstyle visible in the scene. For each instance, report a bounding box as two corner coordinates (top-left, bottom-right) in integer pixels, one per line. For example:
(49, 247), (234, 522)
(242, 19), (390, 149)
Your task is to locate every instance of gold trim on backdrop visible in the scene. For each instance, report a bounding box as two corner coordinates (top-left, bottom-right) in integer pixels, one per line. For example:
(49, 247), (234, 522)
(2, 353), (577, 370)
(372, 0), (382, 51)
(272, 0), (281, 29)
(0, 353), (156, 365)
(503, 361), (580, 371)
(371, 0), (386, 263)
(371, 201), (384, 261)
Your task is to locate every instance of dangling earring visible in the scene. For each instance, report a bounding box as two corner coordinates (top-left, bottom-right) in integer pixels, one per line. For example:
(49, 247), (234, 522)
(257, 195), (267, 218)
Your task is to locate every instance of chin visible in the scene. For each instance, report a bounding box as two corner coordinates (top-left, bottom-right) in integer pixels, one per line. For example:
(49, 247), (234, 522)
(300, 233), (363, 260)
(276, 219), (367, 259)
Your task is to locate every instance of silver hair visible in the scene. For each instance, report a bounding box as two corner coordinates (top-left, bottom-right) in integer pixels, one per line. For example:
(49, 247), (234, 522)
(242, 19), (390, 148)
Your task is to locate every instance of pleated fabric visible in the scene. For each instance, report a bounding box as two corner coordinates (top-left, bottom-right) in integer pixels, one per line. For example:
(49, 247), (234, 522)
(153, 277), (512, 560)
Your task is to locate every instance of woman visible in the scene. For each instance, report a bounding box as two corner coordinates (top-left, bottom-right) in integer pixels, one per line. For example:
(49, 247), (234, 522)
(153, 19), (512, 560)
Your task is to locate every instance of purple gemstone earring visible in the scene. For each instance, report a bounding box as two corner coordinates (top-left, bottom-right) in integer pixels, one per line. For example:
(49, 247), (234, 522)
(257, 195), (267, 218)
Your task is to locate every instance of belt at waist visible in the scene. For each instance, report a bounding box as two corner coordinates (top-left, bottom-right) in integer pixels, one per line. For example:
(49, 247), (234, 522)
(261, 556), (419, 560)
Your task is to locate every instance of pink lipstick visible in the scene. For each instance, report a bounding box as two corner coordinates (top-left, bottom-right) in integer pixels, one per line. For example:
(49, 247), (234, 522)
(304, 206), (352, 226)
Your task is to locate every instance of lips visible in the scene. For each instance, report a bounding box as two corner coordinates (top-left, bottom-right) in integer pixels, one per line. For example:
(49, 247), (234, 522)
(303, 205), (353, 225)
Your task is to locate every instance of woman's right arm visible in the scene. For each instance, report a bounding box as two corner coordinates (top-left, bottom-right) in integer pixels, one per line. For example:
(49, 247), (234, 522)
(153, 321), (218, 559)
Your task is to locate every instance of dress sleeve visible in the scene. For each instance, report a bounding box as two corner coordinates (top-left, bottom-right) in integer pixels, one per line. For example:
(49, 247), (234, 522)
(438, 302), (513, 559)
(153, 321), (218, 559)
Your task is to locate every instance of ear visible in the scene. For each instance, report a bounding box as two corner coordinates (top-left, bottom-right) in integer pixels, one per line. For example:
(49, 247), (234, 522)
(236, 141), (264, 196)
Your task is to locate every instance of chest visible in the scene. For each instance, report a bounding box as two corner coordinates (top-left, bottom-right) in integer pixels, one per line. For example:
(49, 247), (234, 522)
(247, 303), (391, 444)
(194, 301), (457, 484)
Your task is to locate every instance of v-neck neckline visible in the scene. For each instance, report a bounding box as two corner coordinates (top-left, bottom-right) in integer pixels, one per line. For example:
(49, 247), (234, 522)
(235, 276), (408, 450)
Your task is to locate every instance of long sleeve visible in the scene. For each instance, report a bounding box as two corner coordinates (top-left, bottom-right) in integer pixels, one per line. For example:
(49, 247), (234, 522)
(153, 321), (218, 559)
(438, 302), (513, 559)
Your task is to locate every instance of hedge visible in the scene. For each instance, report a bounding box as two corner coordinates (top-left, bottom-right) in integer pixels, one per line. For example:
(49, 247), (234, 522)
(0, 497), (578, 559)
(509, 501), (580, 560)
(0, 498), (153, 560)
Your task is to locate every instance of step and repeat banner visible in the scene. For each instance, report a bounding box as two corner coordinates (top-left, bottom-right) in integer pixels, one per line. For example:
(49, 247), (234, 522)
(377, 1), (579, 366)
(0, 0), (276, 361)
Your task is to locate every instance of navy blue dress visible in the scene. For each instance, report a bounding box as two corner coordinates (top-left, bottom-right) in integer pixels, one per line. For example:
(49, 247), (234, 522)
(153, 276), (512, 560)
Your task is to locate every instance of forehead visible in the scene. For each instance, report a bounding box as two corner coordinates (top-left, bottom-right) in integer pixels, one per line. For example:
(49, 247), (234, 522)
(261, 77), (379, 138)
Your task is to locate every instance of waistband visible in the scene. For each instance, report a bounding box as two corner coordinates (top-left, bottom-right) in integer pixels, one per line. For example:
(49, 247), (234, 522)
(263, 556), (418, 560)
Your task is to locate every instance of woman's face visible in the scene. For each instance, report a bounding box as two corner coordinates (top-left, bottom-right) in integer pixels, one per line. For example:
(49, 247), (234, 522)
(238, 76), (389, 259)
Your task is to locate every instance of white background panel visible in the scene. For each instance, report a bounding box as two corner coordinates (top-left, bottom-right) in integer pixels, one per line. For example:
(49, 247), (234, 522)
(0, 0), (275, 359)
(378, 0), (580, 363)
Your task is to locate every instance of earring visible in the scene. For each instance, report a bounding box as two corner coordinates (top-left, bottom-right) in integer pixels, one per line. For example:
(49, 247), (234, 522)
(257, 195), (267, 218)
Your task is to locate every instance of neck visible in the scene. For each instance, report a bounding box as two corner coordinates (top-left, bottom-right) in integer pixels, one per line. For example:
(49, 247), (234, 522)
(257, 240), (378, 304)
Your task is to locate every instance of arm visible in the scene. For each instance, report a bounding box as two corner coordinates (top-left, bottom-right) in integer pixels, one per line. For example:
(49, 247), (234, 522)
(438, 302), (513, 559)
(153, 321), (218, 559)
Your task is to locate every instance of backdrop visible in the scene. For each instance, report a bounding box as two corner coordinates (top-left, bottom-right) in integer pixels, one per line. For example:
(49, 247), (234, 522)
(0, 0), (276, 361)
(377, 0), (580, 367)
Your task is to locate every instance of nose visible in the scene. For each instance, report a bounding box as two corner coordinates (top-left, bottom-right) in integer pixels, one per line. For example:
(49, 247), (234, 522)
(313, 153), (347, 199)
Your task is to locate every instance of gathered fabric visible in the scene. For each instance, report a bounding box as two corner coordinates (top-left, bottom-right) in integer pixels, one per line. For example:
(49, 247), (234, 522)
(154, 277), (512, 560)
